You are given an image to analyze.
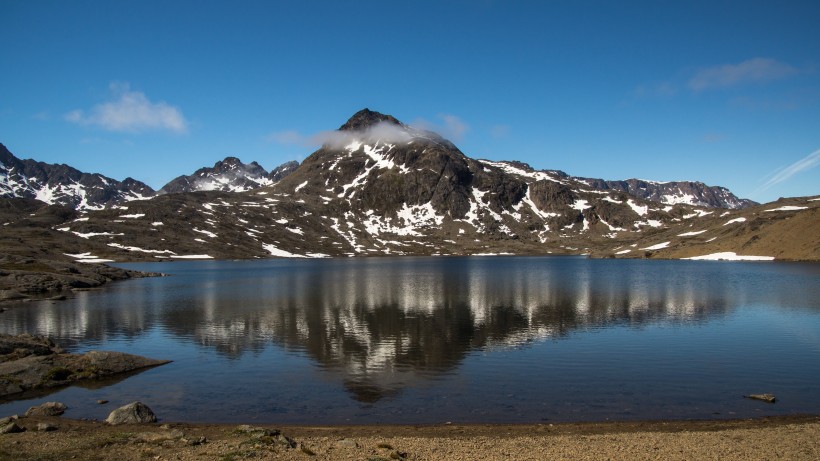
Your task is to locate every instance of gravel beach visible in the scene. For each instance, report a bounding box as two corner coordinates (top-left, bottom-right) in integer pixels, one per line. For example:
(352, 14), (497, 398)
(2, 415), (817, 460)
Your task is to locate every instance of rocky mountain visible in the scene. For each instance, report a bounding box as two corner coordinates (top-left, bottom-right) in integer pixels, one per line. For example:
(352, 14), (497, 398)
(12, 108), (802, 265)
(0, 143), (155, 210)
(158, 157), (299, 194)
(1, 109), (814, 271)
(575, 176), (756, 209)
(0, 143), (300, 209)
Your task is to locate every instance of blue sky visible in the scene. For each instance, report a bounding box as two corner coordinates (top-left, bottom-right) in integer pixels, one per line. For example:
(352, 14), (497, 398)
(1, 0), (818, 203)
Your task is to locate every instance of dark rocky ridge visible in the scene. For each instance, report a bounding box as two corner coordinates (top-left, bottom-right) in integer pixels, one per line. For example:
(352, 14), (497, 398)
(577, 177), (756, 209)
(0, 143), (155, 210)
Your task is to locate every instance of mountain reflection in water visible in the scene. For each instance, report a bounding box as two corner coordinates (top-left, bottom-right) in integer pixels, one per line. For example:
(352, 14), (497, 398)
(7, 256), (814, 406)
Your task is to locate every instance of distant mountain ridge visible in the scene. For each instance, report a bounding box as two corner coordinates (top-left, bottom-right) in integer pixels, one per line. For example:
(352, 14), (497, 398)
(159, 157), (298, 195)
(0, 143), (299, 208)
(0, 111), (754, 211)
(0, 143), (154, 210)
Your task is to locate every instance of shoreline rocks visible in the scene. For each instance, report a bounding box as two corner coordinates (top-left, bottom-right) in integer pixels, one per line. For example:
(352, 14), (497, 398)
(0, 334), (170, 399)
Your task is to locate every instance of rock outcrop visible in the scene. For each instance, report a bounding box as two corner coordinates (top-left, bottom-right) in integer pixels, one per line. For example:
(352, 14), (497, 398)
(0, 334), (170, 398)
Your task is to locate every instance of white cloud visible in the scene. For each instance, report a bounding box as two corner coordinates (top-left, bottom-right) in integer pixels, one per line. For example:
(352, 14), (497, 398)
(490, 124), (510, 139)
(314, 121), (414, 149)
(66, 83), (188, 133)
(410, 114), (470, 141)
(266, 130), (305, 145)
(759, 149), (820, 191)
(439, 114), (469, 140)
(688, 58), (798, 92)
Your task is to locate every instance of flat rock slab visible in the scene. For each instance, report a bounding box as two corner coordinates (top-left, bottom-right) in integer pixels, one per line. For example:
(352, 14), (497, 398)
(0, 348), (170, 398)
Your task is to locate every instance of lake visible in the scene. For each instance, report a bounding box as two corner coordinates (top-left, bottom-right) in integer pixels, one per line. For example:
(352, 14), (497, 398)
(1, 256), (819, 424)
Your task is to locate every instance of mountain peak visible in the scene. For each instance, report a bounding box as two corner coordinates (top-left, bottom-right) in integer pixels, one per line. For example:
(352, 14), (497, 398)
(339, 108), (402, 132)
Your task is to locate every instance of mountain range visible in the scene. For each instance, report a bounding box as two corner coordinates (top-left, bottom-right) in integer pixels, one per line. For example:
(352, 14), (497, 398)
(0, 113), (754, 211)
(0, 109), (817, 286)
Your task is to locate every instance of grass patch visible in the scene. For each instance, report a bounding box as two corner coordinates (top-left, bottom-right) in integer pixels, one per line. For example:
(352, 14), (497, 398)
(43, 366), (73, 381)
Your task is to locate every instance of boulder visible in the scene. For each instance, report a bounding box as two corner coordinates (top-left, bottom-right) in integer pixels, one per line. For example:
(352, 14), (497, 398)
(744, 393), (776, 403)
(106, 401), (157, 425)
(24, 401), (67, 417)
(0, 422), (24, 434)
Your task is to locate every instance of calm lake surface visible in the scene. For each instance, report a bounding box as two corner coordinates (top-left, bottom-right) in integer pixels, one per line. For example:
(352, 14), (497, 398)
(1, 256), (819, 424)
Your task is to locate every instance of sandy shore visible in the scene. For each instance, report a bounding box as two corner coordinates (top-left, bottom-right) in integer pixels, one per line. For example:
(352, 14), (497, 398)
(1, 415), (818, 460)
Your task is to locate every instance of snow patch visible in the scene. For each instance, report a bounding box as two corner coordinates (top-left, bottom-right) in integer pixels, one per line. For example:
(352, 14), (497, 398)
(683, 252), (774, 261)
(764, 205), (808, 212)
(723, 217), (747, 225)
(262, 243), (302, 258)
(641, 241), (670, 250)
(677, 230), (706, 237)
(627, 200), (648, 216)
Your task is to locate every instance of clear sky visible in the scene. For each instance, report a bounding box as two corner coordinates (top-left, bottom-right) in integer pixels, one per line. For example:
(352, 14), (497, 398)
(1, 0), (818, 203)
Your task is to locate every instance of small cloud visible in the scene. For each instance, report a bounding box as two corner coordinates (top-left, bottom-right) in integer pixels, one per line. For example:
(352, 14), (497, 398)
(688, 58), (798, 92)
(312, 121), (414, 150)
(32, 111), (51, 121)
(439, 114), (469, 141)
(267, 130), (305, 145)
(65, 82), (188, 134)
(490, 124), (510, 139)
(758, 149), (820, 192)
(410, 114), (470, 141)
(634, 81), (678, 98)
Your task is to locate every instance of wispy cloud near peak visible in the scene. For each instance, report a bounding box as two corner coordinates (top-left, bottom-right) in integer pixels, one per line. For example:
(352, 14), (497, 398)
(66, 82), (188, 134)
(759, 149), (820, 192)
(688, 58), (798, 92)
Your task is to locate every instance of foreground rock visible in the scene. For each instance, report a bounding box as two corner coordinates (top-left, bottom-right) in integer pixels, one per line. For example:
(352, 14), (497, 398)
(106, 402), (157, 425)
(24, 401), (67, 417)
(0, 334), (170, 398)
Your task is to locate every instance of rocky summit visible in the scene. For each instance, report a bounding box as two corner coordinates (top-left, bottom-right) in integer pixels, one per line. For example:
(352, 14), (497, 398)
(158, 156), (298, 195)
(0, 108), (809, 268)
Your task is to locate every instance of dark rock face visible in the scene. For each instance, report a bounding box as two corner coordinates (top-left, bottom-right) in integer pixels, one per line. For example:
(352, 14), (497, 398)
(339, 108), (403, 131)
(106, 401), (157, 425)
(0, 143), (155, 210)
(268, 160), (299, 182)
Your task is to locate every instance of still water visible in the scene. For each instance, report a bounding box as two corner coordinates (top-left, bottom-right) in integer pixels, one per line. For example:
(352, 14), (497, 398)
(1, 256), (819, 424)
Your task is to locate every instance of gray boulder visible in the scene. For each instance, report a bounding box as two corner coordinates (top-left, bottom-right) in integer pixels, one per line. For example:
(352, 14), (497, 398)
(106, 401), (157, 425)
(24, 401), (67, 417)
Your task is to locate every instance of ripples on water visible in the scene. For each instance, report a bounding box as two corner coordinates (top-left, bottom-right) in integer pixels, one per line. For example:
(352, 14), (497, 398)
(1, 256), (819, 423)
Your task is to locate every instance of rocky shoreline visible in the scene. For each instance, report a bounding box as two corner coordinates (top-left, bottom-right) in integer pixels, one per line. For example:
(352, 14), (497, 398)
(0, 334), (170, 398)
(0, 253), (162, 304)
(0, 413), (817, 460)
